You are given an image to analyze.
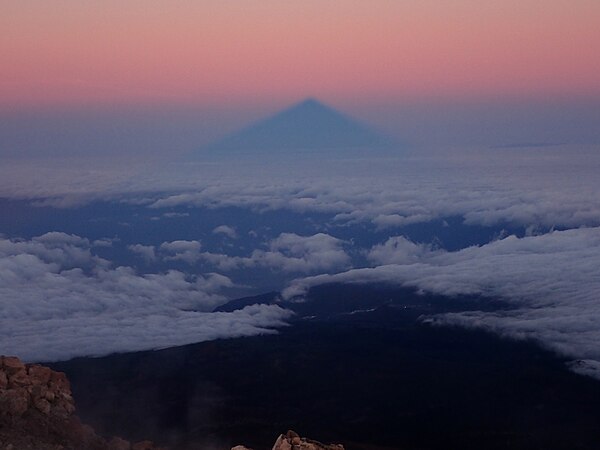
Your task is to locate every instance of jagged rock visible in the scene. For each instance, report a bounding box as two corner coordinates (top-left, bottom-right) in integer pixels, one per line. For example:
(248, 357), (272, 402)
(2, 356), (29, 390)
(0, 356), (164, 450)
(0, 389), (29, 417)
(33, 396), (52, 415)
(28, 364), (53, 385)
(1, 356), (26, 375)
(272, 430), (344, 450)
(45, 389), (56, 402)
(49, 370), (70, 392)
(273, 435), (292, 450)
(1, 357), (346, 450)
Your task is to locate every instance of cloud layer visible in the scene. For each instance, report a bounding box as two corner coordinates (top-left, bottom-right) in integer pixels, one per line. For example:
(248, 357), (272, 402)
(130, 233), (351, 274)
(2, 148), (600, 373)
(2, 146), (600, 231)
(284, 228), (600, 376)
(0, 232), (293, 362)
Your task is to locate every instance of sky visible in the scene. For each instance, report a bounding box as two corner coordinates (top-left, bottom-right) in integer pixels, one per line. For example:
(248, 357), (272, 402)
(2, 1), (600, 156)
(2, 0), (600, 108)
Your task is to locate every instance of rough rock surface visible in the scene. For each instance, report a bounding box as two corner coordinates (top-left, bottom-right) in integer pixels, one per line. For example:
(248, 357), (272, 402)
(0, 356), (164, 450)
(0, 357), (344, 450)
(231, 430), (344, 450)
(271, 431), (344, 450)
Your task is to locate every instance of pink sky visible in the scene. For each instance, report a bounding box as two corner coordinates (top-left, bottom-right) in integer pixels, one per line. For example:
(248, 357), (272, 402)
(2, 0), (600, 109)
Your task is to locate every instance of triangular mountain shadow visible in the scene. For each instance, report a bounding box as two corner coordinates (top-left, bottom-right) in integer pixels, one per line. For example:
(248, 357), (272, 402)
(190, 98), (401, 159)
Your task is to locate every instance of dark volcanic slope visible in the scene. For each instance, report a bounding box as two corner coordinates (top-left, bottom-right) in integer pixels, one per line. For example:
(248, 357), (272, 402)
(51, 285), (600, 450)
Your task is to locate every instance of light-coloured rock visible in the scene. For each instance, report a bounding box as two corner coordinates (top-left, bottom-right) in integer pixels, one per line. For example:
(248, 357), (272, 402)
(7, 369), (29, 388)
(0, 354), (75, 424)
(0, 356), (166, 450)
(1, 357), (25, 375)
(28, 365), (52, 385)
(0, 357), (347, 450)
(49, 370), (70, 392)
(272, 434), (292, 450)
(273, 431), (344, 450)
(45, 390), (55, 402)
(108, 436), (132, 450)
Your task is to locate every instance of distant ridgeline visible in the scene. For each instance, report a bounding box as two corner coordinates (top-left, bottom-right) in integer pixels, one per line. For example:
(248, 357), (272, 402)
(189, 98), (401, 159)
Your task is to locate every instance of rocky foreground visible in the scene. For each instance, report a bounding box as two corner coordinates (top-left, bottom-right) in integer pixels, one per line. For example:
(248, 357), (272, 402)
(0, 356), (343, 450)
(234, 430), (344, 450)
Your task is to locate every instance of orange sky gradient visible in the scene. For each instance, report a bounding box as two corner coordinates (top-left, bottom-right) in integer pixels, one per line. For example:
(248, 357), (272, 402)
(2, 0), (600, 110)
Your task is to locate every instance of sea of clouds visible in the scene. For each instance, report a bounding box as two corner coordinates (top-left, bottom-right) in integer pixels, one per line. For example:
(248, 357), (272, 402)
(284, 228), (600, 376)
(1, 145), (600, 374)
(0, 231), (293, 361)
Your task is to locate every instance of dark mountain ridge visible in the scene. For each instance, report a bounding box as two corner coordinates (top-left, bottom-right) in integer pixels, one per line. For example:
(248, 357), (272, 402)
(50, 284), (600, 450)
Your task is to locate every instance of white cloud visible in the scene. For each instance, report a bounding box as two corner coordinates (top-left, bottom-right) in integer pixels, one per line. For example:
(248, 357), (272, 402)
(32, 231), (89, 246)
(2, 147), (600, 231)
(0, 232), (100, 269)
(163, 212), (190, 218)
(199, 252), (251, 271)
(92, 238), (115, 247)
(128, 244), (157, 263)
(129, 240), (204, 265)
(159, 240), (202, 264)
(372, 213), (435, 229)
(147, 178), (600, 232)
(256, 232), (350, 273)
(196, 233), (351, 274)
(213, 225), (238, 239)
(367, 236), (435, 265)
(0, 234), (293, 362)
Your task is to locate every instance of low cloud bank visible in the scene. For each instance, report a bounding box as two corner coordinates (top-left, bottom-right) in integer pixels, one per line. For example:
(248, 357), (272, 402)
(284, 228), (600, 376)
(2, 150), (600, 372)
(0, 232), (293, 362)
(2, 147), (600, 231)
(130, 233), (351, 274)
